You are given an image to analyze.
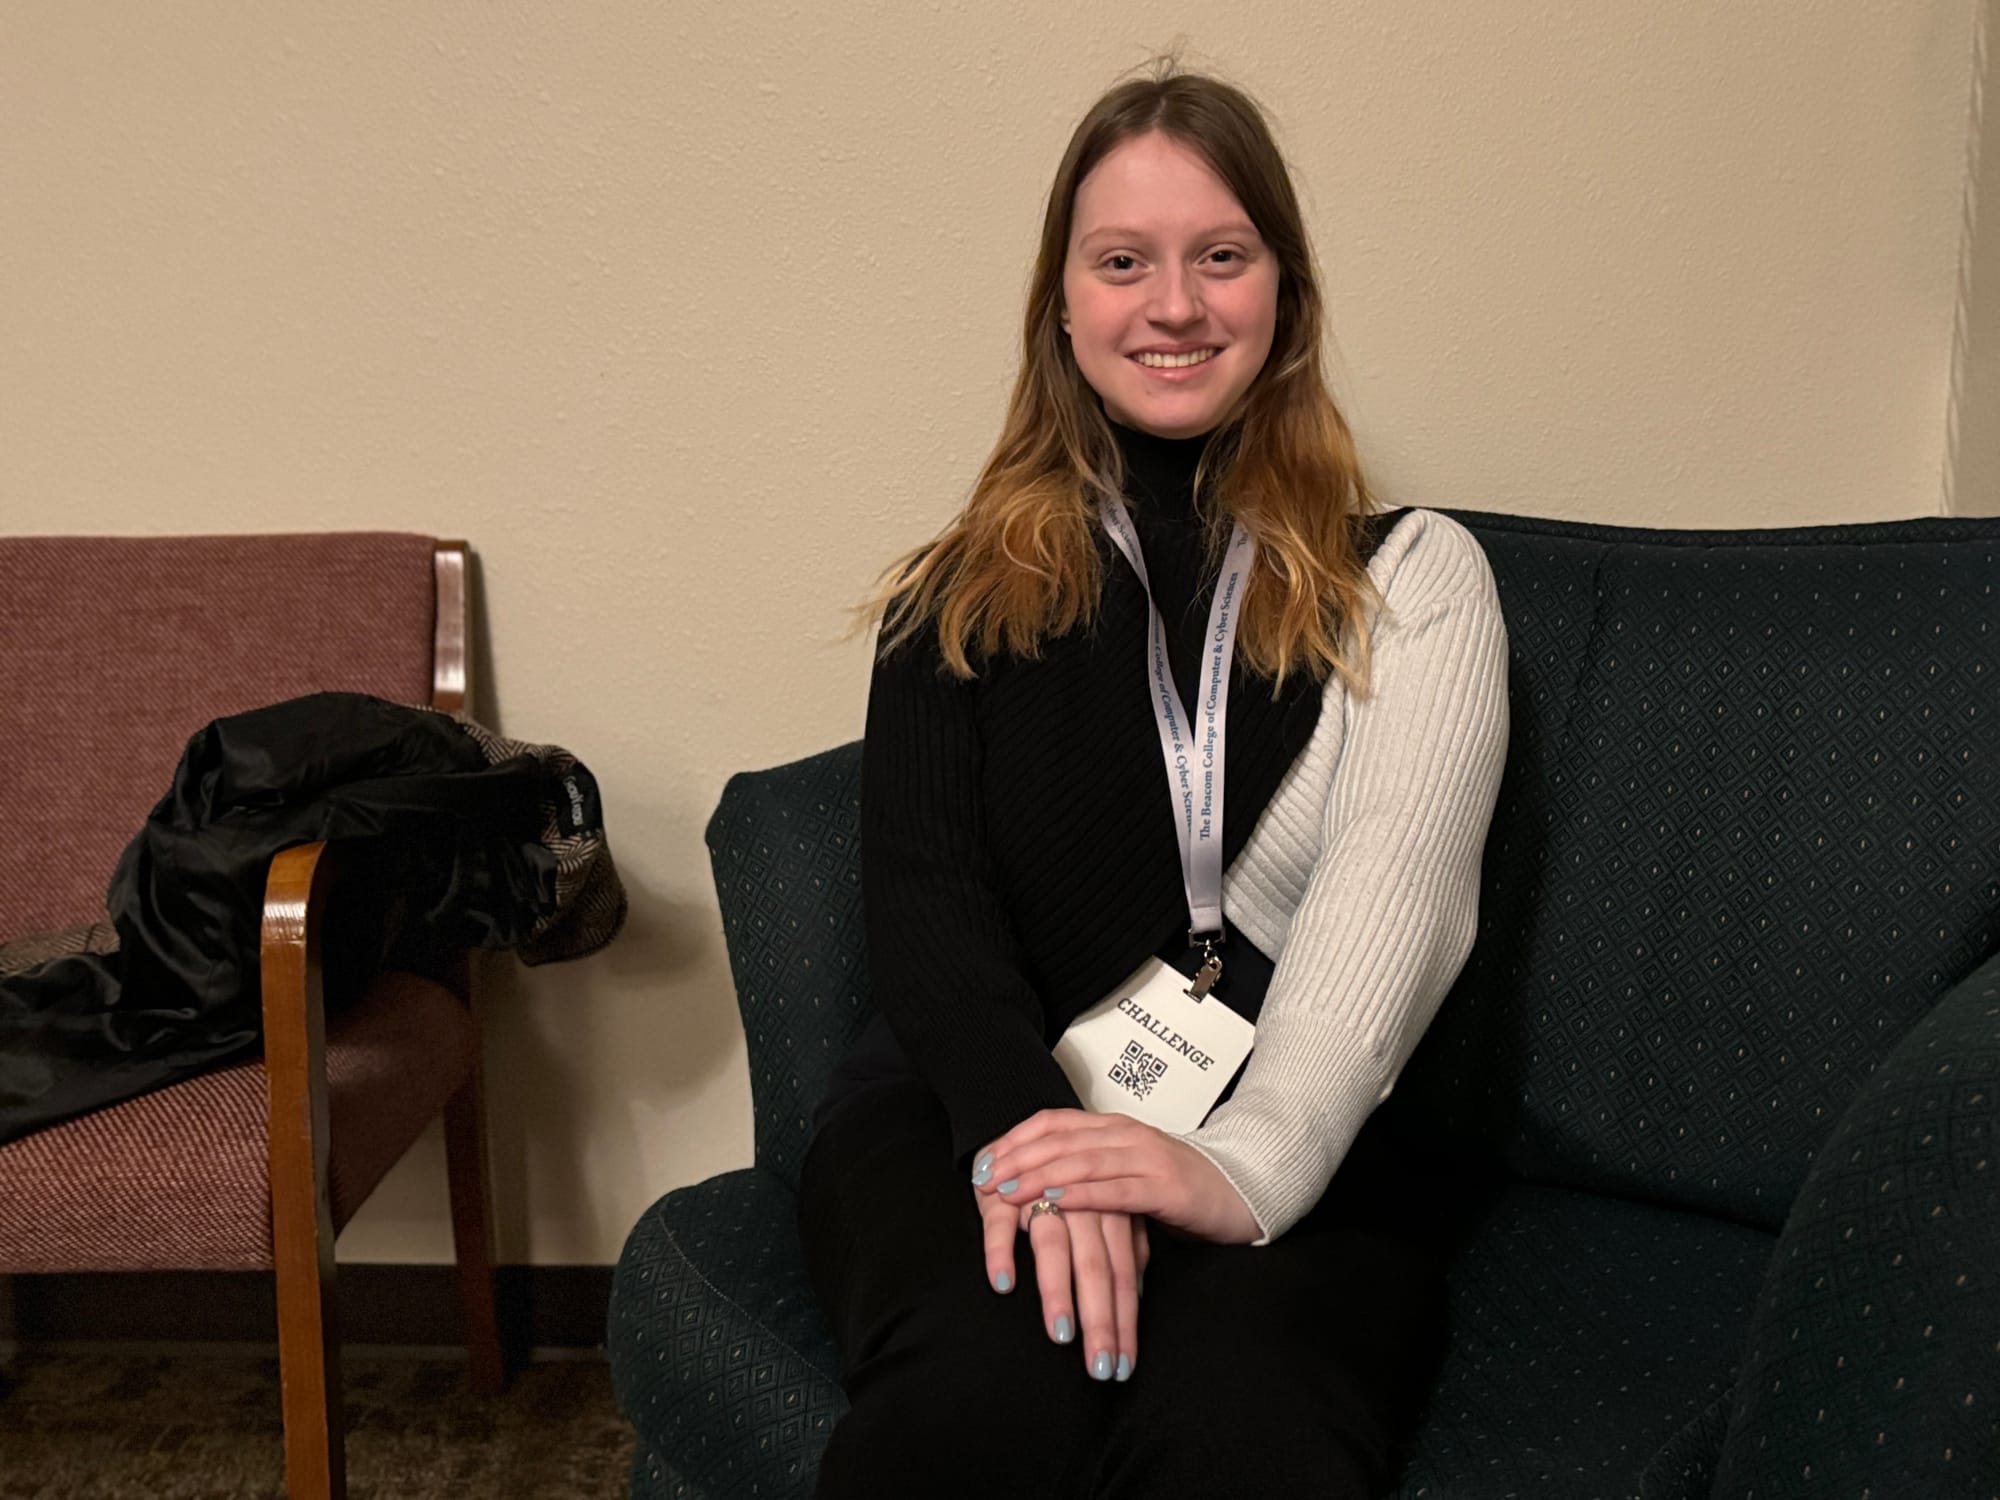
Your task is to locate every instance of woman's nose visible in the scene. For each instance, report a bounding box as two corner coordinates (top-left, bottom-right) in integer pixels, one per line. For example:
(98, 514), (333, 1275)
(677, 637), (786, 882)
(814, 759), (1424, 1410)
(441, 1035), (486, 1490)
(1148, 266), (1202, 326)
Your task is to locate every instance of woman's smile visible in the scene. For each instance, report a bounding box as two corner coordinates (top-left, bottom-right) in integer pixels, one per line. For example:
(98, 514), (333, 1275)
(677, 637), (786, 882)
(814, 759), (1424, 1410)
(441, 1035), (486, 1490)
(1130, 346), (1223, 373)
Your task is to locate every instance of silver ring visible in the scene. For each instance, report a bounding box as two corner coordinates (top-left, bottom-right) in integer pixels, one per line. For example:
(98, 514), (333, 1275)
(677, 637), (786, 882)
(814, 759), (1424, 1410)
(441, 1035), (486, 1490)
(1029, 1197), (1063, 1218)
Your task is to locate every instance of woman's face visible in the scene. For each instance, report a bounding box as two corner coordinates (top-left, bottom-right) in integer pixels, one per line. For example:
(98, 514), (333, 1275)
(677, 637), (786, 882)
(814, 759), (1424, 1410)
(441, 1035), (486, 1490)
(1061, 131), (1279, 439)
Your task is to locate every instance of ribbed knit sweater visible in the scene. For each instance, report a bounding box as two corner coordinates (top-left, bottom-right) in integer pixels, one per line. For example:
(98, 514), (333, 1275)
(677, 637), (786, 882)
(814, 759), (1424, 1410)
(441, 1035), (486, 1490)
(847, 423), (1509, 1244)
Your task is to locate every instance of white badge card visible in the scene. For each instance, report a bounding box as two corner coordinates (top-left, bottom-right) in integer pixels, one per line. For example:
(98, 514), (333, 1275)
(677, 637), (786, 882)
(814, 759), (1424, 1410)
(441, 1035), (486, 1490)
(1053, 958), (1255, 1135)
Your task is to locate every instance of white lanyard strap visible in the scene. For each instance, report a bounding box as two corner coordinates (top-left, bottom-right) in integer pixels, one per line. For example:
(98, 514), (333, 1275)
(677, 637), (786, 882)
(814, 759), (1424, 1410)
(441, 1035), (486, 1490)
(1099, 496), (1255, 941)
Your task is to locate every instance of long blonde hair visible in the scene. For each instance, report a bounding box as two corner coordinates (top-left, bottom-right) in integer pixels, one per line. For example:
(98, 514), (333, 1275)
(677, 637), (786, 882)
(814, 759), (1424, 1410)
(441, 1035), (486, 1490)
(871, 64), (1383, 694)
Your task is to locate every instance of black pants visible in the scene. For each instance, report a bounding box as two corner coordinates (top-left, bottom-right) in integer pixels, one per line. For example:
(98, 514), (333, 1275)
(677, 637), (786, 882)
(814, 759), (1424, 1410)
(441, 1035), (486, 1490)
(798, 1077), (1454, 1499)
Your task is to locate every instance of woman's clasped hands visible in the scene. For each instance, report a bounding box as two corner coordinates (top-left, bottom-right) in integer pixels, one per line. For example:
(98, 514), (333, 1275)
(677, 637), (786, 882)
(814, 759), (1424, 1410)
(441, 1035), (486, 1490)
(968, 1109), (1263, 1383)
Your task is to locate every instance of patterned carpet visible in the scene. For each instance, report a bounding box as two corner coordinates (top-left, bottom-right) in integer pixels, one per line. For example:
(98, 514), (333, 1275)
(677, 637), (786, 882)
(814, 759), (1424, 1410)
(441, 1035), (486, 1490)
(0, 1350), (635, 1499)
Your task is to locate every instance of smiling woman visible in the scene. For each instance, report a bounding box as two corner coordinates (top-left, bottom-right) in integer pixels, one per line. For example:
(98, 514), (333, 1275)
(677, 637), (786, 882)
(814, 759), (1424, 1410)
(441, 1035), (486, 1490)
(800, 58), (1509, 1500)
(1061, 138), (1277, 439)
(866, 64), (1387, 691)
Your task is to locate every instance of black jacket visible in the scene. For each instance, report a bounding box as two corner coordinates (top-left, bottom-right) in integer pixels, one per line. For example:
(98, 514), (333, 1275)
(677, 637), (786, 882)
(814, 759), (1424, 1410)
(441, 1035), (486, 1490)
(0, 692), (623, 1144)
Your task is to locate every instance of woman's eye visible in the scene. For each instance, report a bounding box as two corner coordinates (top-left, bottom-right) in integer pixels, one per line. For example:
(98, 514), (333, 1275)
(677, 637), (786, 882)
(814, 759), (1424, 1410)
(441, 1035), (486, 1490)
(1103, 254), (1138, 273)
(1208, 249), (1241, 266)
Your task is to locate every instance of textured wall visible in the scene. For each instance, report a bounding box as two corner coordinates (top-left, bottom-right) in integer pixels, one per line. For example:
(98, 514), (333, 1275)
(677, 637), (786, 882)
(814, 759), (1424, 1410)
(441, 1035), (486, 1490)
(0, 1), (1983, 1261)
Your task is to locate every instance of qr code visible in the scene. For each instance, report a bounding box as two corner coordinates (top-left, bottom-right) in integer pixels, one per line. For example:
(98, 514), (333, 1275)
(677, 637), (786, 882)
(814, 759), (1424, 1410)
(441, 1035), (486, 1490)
(1109, 1040), (1169, 1100)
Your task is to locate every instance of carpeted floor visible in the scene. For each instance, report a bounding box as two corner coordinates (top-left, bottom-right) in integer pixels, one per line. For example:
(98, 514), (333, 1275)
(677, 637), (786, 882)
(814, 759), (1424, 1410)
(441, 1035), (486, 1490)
(0, 1349), (635, 1499)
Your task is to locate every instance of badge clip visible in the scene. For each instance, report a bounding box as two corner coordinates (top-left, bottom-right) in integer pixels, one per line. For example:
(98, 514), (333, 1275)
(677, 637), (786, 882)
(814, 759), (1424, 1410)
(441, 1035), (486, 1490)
(1184, 934), (1223, 1002)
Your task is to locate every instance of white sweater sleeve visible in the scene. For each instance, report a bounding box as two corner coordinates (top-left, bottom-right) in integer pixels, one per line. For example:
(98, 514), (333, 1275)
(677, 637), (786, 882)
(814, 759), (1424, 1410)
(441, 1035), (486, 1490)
(1180, 510), (1510, 1244)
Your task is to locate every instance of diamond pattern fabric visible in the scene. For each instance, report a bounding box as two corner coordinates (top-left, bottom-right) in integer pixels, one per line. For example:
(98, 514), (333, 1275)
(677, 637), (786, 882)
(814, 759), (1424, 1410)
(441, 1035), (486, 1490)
(1631, 1393), (1734, 1500)
(629, 1446), (714, 1500)
(1391, 513), (2000, 1231)
(1711, 947), (2000, 1496)
(704, 746), (870, 1193)
(608, 1169), (844, 1500)
(1394, 1183), (1773, 1500)
(611, 510), (2000, 1498)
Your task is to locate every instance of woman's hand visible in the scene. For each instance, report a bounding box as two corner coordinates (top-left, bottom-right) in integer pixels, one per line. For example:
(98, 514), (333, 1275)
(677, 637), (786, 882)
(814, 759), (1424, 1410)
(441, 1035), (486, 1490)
(974, 1185), (1148, 1382)
(974, 1110), (1263, 1245)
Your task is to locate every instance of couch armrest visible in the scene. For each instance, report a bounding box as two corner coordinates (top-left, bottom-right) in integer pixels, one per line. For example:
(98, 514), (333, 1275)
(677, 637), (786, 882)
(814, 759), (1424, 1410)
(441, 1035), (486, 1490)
(609, 1168), (846, 1499)
(1713, 948), (2000, 1496)
(704, 742), (871, 1189)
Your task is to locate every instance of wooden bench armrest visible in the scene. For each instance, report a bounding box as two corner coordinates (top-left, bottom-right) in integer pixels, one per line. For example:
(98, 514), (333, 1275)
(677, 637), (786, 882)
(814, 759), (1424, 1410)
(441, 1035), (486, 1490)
(261, 838), (336, 1166)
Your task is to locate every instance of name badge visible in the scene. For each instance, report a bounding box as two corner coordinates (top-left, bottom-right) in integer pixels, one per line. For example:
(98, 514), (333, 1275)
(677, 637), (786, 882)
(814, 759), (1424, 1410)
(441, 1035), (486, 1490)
(1052, 957), (1256, 1134)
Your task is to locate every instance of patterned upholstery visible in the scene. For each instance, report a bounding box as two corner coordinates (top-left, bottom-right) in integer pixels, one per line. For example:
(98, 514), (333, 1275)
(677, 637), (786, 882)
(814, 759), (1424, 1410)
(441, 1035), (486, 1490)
(0, 532), (438, 936)
(0, 970), (475, 1271)
(608, 1170), (845, 1499)
(610, 511), (2000, 1500)
(1631, 1394), (1734, 1500)
(1712, 946), (2000, 1497)
(629, 1450), (713, 1500)
(0, 530), (466, 1282)
(1390, 513), (2000, 1231)
(1396, 1184), (1773, 1499)
(702, 746), (871, 1191)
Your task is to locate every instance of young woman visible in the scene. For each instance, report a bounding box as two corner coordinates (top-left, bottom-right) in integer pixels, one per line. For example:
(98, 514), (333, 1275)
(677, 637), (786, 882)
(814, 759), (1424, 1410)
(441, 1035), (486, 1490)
(798, 65), (1509, 1498)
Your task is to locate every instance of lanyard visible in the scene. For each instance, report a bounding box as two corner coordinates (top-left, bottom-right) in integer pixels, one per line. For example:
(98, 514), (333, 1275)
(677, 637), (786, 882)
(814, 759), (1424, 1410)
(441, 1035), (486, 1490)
(1099, 496), (1255, 956)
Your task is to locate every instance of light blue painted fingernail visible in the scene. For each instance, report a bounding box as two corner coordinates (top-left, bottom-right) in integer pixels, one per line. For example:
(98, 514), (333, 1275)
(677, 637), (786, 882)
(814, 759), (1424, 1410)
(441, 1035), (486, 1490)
(1091, 1350), (1113, 1381)
(994, 1271), (1012, 1293)
(1053, 1315), (1073, 1344)
(997, 1179), (1019, 1194)
(975, 1151), (994, 1173)
(1115, 1353), (1133, 1383)
(971, 1163), (993, 1186)
(1043, 1186), (1065, 1200)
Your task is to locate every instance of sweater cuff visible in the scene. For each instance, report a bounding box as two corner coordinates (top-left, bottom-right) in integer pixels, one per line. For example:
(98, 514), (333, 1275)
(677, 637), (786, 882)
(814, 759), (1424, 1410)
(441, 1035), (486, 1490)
(1175, 1020), (1387, 1245)
(936, 1030), (1085, 1169)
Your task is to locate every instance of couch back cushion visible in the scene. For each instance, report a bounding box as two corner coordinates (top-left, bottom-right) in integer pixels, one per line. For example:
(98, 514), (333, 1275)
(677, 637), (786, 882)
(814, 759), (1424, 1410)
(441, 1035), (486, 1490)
(1388, 512), (2000, 1229)
(0, 533), (438, 937)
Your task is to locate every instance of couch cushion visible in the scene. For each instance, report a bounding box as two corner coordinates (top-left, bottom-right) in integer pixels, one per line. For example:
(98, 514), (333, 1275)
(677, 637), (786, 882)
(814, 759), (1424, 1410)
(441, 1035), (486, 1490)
(0, 970), (473, 1271)
(1395, 514), (2000, 1230)
(0, 532), (438, 937)
(1396, 1181), (1775, 1500)
(609, 1169), (845, 1500)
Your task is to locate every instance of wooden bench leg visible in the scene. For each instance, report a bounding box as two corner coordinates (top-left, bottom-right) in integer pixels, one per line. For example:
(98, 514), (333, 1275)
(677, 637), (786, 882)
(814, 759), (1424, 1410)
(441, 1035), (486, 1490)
(445, 1010), (505, 1394)
(272, 1209), (345, 1500)
(264, 842), (347, 1500)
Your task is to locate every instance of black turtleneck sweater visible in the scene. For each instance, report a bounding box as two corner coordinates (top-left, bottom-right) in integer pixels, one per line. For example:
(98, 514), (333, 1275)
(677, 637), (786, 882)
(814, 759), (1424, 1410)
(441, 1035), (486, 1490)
(818, 421), (1382, 1159)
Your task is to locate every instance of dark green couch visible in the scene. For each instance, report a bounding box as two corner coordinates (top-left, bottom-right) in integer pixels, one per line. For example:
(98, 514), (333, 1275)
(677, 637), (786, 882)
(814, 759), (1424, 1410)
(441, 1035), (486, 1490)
(610, 511), (2000, 1499)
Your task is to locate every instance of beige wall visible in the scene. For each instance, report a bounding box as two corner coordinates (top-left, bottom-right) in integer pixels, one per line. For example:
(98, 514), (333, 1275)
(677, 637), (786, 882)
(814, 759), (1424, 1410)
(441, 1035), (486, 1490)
(1950, 0), (1999, 515)
(0, 1), (1986, 1262)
